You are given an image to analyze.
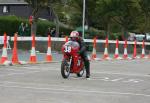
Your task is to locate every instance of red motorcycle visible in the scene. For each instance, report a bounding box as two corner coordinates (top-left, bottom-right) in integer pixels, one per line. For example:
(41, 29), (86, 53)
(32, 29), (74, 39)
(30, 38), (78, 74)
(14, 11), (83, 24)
(61, 41), (85, 78)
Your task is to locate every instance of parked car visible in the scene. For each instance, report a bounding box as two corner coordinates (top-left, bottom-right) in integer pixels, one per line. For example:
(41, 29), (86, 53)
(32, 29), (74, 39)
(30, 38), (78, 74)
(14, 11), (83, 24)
(146, 33), (150, 41)
(128, 32), (146, 41)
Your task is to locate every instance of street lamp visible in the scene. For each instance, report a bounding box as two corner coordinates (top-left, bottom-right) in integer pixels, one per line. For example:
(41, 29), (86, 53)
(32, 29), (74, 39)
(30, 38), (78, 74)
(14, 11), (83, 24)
(82, 0), (85, 39)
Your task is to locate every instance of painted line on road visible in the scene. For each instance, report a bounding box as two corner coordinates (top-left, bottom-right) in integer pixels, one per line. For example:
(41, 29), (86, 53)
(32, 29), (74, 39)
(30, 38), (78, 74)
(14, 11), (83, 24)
(0, 71), (42, 77)
(93, 71), (150, 77)
(0, 67), (149, 79)
(5, 67), (150, 78)
(0, 84), (150, 97)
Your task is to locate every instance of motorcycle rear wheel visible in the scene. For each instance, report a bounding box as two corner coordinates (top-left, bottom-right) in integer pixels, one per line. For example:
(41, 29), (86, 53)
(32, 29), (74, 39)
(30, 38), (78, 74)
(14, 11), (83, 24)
(61, 59), (70, 78)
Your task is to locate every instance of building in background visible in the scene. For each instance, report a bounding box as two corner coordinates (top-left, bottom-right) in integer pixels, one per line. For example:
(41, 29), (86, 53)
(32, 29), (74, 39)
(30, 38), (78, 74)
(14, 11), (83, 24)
(0, 0), (55, 20)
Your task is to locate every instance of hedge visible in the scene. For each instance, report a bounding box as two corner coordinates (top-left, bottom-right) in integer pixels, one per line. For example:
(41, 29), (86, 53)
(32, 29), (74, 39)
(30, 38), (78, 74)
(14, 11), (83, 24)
(0, 15), (73, 36)
(0, 15), (124, 40)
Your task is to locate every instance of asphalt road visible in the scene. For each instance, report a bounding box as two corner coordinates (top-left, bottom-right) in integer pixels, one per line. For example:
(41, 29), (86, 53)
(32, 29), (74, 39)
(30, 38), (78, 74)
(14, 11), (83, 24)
(0, 59), (150, 103)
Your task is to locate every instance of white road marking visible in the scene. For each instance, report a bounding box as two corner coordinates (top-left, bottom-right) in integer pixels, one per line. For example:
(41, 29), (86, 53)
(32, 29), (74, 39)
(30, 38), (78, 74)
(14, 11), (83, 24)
(93, 71), (150, 77)
(0, 71), (42, 77)
(90, 77), (144, 83)
(0, 83), (149, 97)
(11, 67), (149, 78)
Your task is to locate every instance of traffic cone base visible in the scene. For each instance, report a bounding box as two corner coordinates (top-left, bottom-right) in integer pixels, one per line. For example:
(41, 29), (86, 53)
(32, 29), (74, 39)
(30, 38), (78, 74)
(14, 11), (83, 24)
(114, 48), (119, 59)
(103, 48), (111, 60)
(141, 48), (145, 58)
(30, 56), (37, 63)
(30, 47), (37, 63)
(91, 48), (96, 59)
(1, 47), (8, 64)
(46, 47), (52, 62)
(123, 48), (128, 59)
(1, 57), (7, 64)
(46, 55), (52, 61)
(12, 48), (20, 64)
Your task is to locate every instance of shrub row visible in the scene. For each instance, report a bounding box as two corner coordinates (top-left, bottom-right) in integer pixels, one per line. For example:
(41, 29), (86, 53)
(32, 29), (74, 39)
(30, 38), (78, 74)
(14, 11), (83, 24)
(0, 16), (124, 40)
(0, 15), (73, 36)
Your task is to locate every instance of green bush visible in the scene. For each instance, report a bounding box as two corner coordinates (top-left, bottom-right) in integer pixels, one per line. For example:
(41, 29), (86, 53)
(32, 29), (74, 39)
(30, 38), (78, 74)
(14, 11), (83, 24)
(0, 15), (73, 36)
(109, 33), (123, 40)
(0, 16), (26, 36)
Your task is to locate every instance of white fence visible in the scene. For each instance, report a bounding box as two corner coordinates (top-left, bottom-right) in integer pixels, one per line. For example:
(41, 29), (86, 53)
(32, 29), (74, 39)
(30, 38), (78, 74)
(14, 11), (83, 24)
(10, 37), (150, 45)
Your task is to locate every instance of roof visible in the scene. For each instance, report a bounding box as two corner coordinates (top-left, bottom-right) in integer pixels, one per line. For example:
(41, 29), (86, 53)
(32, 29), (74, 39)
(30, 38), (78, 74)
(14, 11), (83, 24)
(0, 0), (28, 5)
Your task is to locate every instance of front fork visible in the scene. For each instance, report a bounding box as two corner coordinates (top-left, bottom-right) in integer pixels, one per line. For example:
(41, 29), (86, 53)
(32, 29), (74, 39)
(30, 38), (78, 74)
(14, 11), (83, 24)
(68, 56), (72, 69)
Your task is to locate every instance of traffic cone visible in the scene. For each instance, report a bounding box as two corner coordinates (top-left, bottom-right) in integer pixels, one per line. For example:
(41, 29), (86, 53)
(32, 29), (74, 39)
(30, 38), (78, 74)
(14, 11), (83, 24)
(0, 32), (8, 64)
(132, 40), (137, 59)
(141, 40), (147, 58)
(12, 33), (20, 64)
(46, 35), (52, 62)
(103, 37), (111, 60)
(123, 40), (128, 59)
(114, 39), (121, 59)
(29, 34), (37, 63)
(91, 37), (97, 60)
(65, 36), (68, 42)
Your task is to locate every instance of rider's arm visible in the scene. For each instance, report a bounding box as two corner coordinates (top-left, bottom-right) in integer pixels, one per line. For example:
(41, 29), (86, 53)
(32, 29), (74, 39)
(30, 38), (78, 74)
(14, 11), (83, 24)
(79, 40), (87, 54)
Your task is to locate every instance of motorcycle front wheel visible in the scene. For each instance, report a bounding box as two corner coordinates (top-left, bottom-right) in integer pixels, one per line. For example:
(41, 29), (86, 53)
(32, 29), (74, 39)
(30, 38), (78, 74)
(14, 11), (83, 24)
(61, 59), (71, 78)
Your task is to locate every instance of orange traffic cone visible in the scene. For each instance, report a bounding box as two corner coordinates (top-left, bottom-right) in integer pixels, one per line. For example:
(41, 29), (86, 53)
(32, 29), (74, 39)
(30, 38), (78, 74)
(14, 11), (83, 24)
(91, 37), (97, 60)
(103, 37), (111, 60)
(123, 40), (128, 59)
(0, 32), (8, 64)
(114, 39), (121, 59)
(29, 34), (37, 63)
(132, 40), (137, 59)
(65, 36), (68, 42)
(12, 33), (20, 64)
(141, 40), (147, 58)
(46, 35), (52, 62)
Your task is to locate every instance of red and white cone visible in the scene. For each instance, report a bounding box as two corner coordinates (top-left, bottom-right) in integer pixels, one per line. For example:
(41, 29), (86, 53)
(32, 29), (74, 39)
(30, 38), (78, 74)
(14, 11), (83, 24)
(103, 38), (111, 60)
(141, 40), (148, 59)
(0, 32), (10, 65)
(11, 33), (21, 65)
(46, 35), (52, 62)
(132, 40), (140, 59)
(91, 37), (97, 60)
(114, 39), (122, 60)
(122, 40), (131, 59)
(29, 34), (37, 63)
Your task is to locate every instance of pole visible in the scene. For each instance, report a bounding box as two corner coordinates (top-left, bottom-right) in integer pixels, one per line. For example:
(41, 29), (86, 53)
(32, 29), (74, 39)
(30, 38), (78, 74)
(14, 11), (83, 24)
(82, 0), (85, 39)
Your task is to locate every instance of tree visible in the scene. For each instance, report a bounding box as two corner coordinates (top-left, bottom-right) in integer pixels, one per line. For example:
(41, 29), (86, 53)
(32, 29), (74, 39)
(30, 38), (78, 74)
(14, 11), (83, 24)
(25, 0), (65, 36)
(138, 0), (150, 32)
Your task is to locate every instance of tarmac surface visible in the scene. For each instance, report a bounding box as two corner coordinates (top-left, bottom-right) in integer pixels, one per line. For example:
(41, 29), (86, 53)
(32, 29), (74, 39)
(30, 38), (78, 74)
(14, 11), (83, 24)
(0, 57), (150, 103)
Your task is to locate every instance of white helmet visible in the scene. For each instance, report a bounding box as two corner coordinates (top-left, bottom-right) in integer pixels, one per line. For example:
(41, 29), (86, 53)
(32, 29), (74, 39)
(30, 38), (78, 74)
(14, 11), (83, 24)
(70, 31), (79, 38)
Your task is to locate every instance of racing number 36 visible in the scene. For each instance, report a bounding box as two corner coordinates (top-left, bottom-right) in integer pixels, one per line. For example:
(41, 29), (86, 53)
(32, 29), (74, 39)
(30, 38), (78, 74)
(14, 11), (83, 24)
(64, 46), (71, 53)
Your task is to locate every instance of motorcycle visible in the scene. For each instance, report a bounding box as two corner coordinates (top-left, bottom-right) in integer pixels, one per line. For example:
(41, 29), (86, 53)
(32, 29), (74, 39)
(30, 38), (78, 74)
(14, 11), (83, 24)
(61, 41), (85, 78)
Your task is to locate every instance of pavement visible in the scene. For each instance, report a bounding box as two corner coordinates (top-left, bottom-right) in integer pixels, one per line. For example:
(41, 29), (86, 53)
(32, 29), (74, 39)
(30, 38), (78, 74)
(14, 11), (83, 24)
(0, 58), (150, 103)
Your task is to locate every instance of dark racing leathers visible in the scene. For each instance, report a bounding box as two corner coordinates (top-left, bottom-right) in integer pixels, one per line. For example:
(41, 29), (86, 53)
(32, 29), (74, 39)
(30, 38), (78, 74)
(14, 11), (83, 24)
(70, 38), (90, 78)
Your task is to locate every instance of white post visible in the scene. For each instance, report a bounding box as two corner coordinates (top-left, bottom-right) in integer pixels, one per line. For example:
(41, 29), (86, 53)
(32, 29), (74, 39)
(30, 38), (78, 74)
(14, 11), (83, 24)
(82, 0), (85, 39)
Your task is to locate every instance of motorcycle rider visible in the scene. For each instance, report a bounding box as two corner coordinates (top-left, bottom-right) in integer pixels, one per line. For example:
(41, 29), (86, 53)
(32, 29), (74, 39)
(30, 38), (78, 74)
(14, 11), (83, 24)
(69, 31), (90, 79)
